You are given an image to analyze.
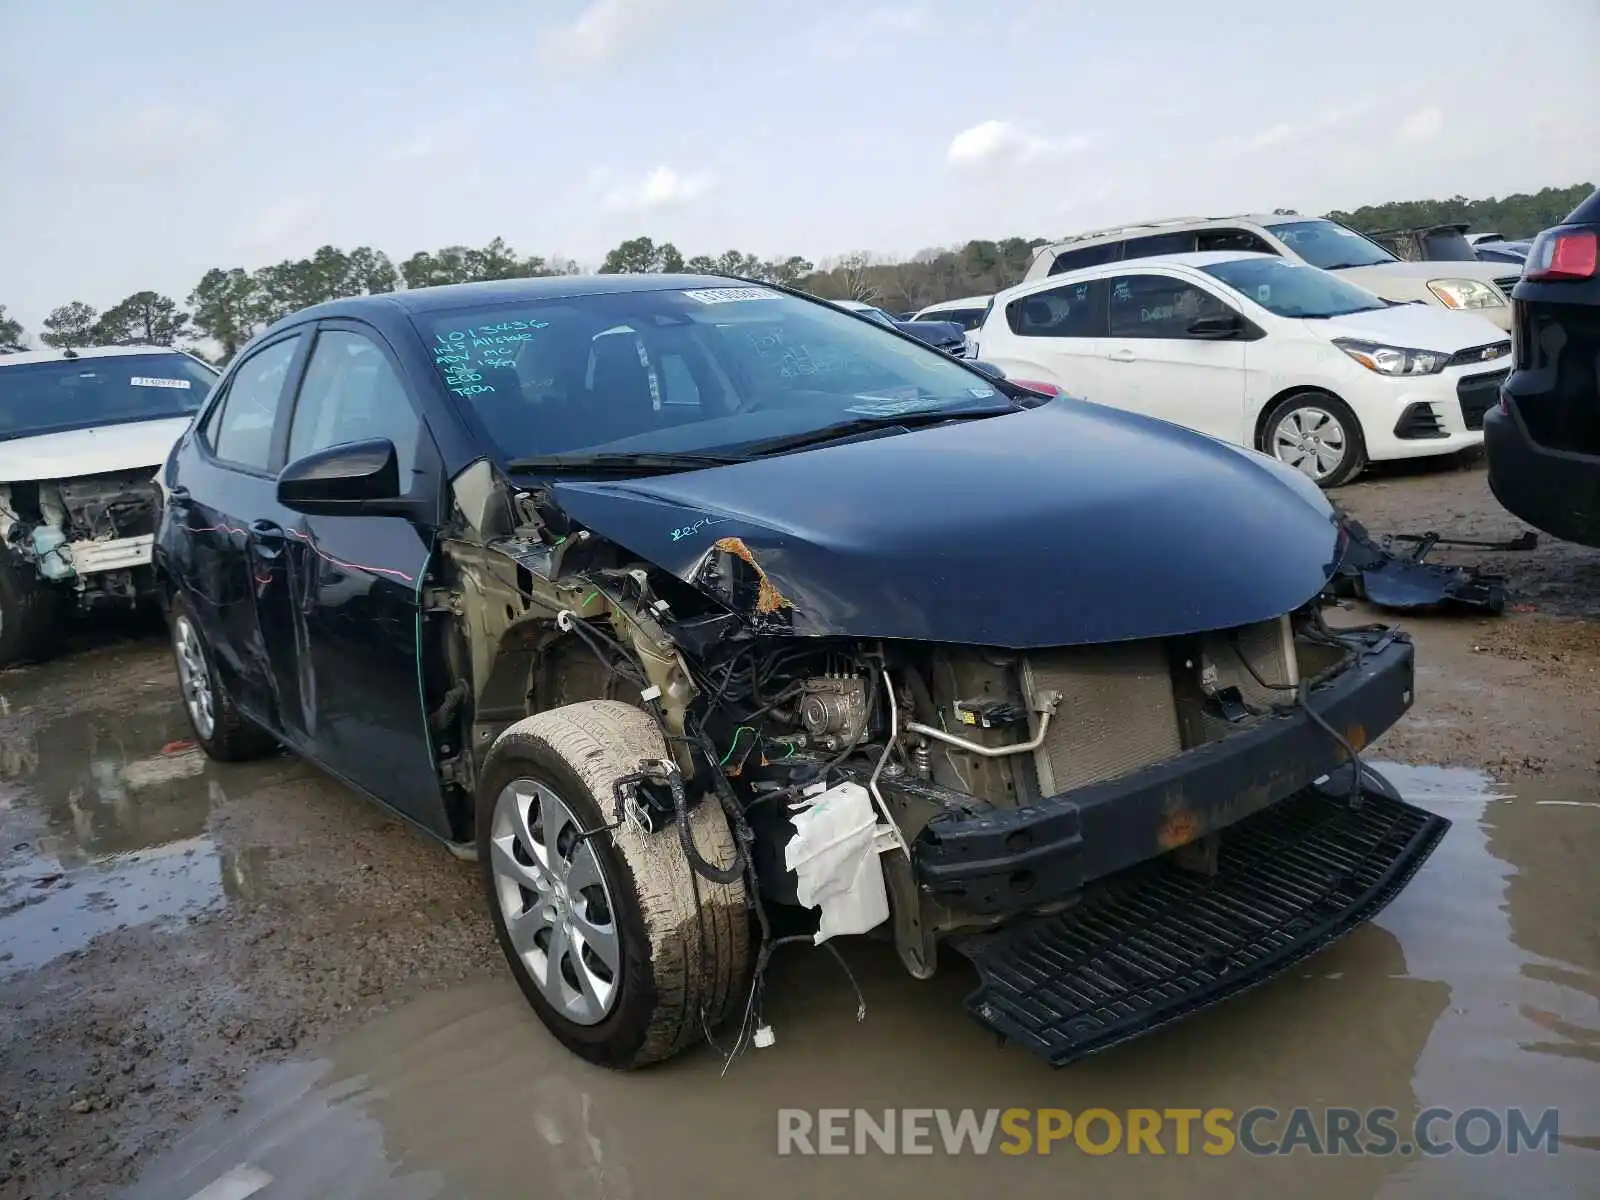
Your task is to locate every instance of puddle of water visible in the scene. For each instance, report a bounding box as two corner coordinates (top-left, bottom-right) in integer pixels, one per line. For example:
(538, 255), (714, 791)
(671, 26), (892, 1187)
(124, 761), (1599, 1200)
(0, 671), (263, 976)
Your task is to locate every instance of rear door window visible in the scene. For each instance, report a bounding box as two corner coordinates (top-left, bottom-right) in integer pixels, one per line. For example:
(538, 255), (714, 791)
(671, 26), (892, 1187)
(1049, 242), (1122, 275)
(1121, 231), (1198, 260)
(1007, 280), (1106, 338)
(206, 336), (301, 471)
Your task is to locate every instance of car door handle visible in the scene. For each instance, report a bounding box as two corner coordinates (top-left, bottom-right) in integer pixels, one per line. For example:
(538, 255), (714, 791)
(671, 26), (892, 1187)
(1106, 349), (1137, 363)
(250, 520), (286, 551)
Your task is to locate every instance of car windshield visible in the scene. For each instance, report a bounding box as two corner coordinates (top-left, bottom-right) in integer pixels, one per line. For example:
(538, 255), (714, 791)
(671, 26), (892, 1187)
(418, 284), (1010, 463)
(0, 353), (218, 441)
(1264, 219), (1398, 270)
(1201, 257), (1389, 319)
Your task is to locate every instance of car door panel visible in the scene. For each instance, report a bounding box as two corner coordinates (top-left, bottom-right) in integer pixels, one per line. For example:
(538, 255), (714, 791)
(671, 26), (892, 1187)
(174, 334), (308, 723)
(993, 278), (1108, 399)
(1098, 274), (1249, 444)
(270, 322), (450, 838)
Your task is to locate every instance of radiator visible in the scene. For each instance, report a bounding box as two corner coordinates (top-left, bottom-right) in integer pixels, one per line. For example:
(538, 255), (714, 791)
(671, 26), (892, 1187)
(1021, 641), (1184, 794)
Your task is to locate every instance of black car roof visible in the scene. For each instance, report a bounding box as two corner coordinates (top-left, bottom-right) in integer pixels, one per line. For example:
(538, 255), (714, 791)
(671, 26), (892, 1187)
(279, 273), (744, 327)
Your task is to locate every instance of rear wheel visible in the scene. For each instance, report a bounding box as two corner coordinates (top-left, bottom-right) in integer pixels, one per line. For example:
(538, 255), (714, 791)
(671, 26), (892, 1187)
(477, 700), (751, 1068)
(169, 594), (277, 761)
(0, 548), (64, 669)
(1261, 392), (1367, 488)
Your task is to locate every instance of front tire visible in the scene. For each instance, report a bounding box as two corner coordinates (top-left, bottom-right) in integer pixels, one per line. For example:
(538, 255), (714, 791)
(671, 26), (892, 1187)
(169, 594), (277, 761)
(0, 548), (64, 669)
(1261, 392), (1367, 488)
(477, 700), (751, 1069)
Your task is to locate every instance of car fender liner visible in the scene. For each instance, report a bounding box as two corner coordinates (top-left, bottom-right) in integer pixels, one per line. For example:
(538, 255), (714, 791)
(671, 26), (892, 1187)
(908, 634), (1416, 916)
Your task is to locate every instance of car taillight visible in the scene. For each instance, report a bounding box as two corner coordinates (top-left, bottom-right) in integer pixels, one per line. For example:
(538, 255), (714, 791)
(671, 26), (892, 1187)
(1010, 378), (1062, 398)
(1523, 228), (1598, 282)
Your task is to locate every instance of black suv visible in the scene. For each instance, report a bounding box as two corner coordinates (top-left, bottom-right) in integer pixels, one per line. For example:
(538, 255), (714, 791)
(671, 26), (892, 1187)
(1485, 188), (1600, 547)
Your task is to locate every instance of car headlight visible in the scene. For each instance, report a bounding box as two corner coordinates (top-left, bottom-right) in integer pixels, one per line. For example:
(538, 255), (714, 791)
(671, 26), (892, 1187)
(1332, 338), (1448, 376)
(1426, 278), (1506, 310)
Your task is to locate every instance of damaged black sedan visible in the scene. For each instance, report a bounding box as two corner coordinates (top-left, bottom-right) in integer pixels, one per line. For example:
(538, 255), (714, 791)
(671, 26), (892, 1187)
(153, 275), (1448, 1069)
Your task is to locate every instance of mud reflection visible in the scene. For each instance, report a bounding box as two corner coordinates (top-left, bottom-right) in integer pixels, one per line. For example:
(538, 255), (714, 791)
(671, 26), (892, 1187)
(127, 761), (1600, 1199)
(0, 679), (265, 974)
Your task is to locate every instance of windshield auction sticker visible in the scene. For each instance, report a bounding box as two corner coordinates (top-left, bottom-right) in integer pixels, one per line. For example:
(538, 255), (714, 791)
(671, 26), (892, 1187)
(681, 287), (779, 304)
(129, 376), (192, 389)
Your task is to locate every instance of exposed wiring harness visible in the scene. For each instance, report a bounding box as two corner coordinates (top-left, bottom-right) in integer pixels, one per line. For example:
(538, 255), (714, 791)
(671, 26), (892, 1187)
(1228, 623), (1377, 809)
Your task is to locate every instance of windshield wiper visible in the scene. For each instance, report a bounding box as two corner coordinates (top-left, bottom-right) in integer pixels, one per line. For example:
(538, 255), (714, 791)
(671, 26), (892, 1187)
(733, 403), (1020, 459)
(1319, 261), (1384, 271)
(506, 450), (745, 475)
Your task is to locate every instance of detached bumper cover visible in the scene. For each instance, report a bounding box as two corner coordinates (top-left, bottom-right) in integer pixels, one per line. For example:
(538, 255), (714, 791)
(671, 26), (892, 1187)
(912, 634), (1415, 915)
(954, 772), (1449, 1066)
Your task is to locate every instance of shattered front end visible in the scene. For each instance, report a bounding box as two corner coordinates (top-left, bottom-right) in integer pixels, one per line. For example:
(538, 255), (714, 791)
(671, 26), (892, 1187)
(0, 469), (162, 605)
(441, 459), (1447, 1066)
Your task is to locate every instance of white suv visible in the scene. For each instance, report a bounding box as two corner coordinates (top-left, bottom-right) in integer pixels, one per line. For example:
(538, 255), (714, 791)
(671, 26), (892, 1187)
(977, 251), (1511, 486)
(1025, 214), (1518, 331)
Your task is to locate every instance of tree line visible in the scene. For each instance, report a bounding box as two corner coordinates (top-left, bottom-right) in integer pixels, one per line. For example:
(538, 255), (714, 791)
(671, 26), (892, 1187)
(2, 184), (1589, 363)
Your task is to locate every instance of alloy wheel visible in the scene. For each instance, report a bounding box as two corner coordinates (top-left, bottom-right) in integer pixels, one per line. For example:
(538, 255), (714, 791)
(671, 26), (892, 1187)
(489, 778), (621, 1026)
(173, 615), (216, 740)
(1271, 406), (1348, 481)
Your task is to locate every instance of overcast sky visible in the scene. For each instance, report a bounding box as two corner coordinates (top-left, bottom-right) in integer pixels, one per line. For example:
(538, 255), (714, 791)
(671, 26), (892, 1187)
(3, 0), (1596, 335)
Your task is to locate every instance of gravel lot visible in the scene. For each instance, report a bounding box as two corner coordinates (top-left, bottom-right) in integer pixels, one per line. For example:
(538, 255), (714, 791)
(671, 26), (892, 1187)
(1, 455), (1596, 1199)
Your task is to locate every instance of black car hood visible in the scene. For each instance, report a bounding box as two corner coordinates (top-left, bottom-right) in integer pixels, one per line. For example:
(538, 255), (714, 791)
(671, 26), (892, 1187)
(548, 398), (1343, 648)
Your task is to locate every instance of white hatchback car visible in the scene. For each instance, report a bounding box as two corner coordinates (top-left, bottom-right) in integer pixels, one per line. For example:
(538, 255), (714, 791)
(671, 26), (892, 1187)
(976, 251), (1511, 486)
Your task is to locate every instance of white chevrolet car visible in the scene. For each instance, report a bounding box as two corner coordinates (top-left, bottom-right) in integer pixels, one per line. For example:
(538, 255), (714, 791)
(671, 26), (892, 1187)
(0, 344), (218, 664)
(976, 251), (1511, 486)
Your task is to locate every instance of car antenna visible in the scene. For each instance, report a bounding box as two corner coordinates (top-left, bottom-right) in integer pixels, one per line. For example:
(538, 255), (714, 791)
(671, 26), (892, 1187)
(62, 345), (79, 359)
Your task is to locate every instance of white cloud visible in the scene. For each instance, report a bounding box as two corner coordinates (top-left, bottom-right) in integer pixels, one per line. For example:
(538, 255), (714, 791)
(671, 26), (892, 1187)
(537, 0), (676, 69)
(811, 5), (928, 61)
(601, 166), (714, 212)
(1398, 106), (1445, 143)
(1223, 122), (1299, 155)
(237, 194), (326, 252)
(946, 120), (1093, 169)
(81, 104), (228, 178)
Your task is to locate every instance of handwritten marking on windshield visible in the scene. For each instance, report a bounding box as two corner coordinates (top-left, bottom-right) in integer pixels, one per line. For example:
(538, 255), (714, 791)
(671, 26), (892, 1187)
(131, 376), (192, 388)
(432, 323), (549, 396)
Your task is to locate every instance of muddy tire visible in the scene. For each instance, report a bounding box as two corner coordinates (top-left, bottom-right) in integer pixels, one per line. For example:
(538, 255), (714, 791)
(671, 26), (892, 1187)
(477, 700), (751, 1069)
(0, 547), (64, 669)
(169, 593), (277, 761)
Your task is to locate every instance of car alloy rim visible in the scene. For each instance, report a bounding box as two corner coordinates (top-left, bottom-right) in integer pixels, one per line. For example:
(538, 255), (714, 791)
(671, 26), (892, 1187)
(490, 778), (620, 1025)
(173, 615), (216, 739)
(1272, 406), (1348, 480)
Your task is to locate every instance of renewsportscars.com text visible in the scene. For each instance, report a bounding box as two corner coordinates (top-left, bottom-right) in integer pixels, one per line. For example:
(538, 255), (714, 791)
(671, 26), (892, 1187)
(776, 1107), (1562, 1157)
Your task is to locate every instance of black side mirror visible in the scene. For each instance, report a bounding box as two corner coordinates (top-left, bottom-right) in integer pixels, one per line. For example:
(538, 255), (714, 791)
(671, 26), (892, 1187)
(967, 359), (1006, 381)
(277, 438), (406, 516)
(1187, 312), (1243, 339)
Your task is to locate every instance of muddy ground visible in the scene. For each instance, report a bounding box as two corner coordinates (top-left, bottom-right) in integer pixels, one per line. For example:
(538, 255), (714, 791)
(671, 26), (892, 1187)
(1, 456), (1596, 1199)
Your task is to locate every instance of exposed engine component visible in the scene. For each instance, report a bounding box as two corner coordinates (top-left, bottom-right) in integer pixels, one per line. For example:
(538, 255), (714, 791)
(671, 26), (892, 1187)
(798, 674), (869, 750)
(0, 470), (161, 604)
